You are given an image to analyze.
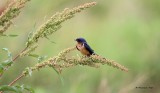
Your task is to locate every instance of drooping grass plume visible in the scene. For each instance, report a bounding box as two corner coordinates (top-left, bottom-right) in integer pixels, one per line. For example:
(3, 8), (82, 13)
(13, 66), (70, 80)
(0, 2), (97, 78)
(26, 2), (97, 47)
(23, 47), (128, 76)
(6, 46), (128, 87)
(19, 44), (38, 57)
(0, 0), (31, 34)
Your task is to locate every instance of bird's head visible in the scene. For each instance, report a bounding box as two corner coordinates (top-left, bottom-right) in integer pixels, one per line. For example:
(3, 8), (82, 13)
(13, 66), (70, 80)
(75, 37), (87, 43)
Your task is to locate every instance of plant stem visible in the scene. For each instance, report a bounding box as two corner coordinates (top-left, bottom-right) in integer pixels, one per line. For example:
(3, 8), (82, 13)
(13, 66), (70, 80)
(13, 47), (28, 61)
(8, 74), (25, 86)
(0, 74), (25, 93)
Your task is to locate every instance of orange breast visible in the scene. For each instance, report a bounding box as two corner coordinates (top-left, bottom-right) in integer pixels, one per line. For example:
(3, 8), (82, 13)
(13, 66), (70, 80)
(80, 48), (90, 56)
(76, 43), (90, 56)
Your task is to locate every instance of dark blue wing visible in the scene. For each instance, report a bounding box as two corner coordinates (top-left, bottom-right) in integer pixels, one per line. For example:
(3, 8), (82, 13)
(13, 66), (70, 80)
(83, 42), (94, 55)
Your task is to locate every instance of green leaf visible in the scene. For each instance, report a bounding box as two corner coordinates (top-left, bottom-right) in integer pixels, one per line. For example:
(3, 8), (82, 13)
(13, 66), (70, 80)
(0, 34), (7, 37)
(0, 34), (18, 37)
(59, 74), (64, 86)
(2, 48), (8, 51)
(50, 66), (64, 85)
(0, 85), (22, 93)
(8, 34), (19, 37)
(51, 66), (59, 74)
(0, 85), (34, 93)
(2, 60), (13, 66)
(0, 64), (4, 74)
(27, 22), (37, 40)
(23, 85), (35, 93)
(0, 60), (13, 74)
(25, 67), (32, 76)
(27, 31), (34, 41)
(14, 85), (24, 92)
(2, 48), (13, 67)
(28, 54), (39, 58)
(38, 56), (47, 63)
(28, 54), (47, 63)
(2, 48), (13, 61)
(33, 22), (37, 29)
(45, 36), (56, 44)
(15, 84), (34, 93)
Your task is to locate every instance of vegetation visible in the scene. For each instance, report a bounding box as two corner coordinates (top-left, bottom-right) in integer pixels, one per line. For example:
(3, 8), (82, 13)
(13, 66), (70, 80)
(0, 0), (159, 93)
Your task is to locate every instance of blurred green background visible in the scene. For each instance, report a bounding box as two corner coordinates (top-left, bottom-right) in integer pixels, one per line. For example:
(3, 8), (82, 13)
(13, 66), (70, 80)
(0, 0), (160, 93)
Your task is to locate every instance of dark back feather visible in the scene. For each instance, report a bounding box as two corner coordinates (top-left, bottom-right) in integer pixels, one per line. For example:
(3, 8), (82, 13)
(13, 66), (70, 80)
(83, 42), (94, 55)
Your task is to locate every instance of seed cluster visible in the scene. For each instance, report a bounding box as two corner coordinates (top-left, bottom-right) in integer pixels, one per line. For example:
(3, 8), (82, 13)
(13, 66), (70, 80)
(0, 0), (30, 33)
(26, 2), (97, 47)
(23, 47), (128, 76)
(20, 2), (96, 57)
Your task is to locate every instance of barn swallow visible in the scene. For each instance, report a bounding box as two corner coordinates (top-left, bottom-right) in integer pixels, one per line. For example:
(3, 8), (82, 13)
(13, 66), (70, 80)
(75, 38), (95, 56)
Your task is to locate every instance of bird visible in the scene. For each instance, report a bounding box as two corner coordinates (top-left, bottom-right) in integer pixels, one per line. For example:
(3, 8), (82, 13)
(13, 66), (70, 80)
(75, 37), (95, 56)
